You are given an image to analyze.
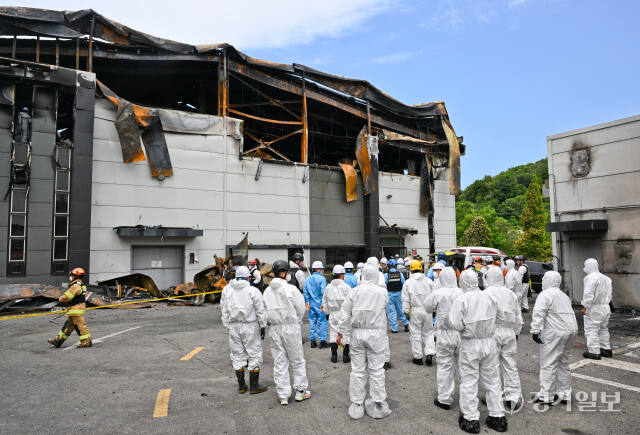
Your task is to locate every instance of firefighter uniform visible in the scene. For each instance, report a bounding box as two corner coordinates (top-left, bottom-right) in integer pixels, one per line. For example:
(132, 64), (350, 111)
(48, 279), (92, 348)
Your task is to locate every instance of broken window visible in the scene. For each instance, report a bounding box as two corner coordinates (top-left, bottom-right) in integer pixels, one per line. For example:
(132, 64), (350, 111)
(51, 90), (74, 275)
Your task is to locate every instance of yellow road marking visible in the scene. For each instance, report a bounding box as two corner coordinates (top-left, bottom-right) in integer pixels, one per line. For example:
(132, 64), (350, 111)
(180, 346), (204, 361)
(153, 389), (171, 418)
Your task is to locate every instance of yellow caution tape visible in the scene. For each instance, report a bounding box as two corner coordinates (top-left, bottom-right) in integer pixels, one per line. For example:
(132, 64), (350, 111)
(0, 289), (223, 321)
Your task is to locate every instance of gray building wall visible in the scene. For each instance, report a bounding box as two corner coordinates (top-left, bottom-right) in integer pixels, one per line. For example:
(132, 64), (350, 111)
(548, 114), (640, 308)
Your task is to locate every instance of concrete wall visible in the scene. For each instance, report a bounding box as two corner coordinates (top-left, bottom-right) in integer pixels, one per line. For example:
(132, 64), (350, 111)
(309, 167), (363, 248)
(433, 172), (457, 252)
(379, 172), (431, 256)
(90, 98), (309, 285)
(548, 114), (640, 308)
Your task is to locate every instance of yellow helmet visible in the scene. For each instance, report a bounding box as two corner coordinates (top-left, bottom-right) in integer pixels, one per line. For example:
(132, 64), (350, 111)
(410, 260), (422, 272)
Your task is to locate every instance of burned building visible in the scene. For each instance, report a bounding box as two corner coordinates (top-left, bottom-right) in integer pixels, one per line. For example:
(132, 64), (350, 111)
(547, 115), (640, 309)
(0, 8), (462, 288)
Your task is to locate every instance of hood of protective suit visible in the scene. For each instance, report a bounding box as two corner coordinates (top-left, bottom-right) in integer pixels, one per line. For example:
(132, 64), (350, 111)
(506, 259), (515, 271)
(230, 279), (250, 290)
(486, 267), (505, 287)
(330, 278), (343, 286)
(412, 272), (426, 281)
(361, 264), (379, 283)
(542, 271), (562, 290)
(269, 277), (286, 289)
(459, 269), (479, 293)
(366, 257), (379, 267)
(583, 258), (599, 274)
(438, 267), (458, 288)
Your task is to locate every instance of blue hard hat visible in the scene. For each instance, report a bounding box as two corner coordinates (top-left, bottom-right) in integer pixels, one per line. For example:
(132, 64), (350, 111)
(437, 252), (447, 260)
(388, 259), (397, 267)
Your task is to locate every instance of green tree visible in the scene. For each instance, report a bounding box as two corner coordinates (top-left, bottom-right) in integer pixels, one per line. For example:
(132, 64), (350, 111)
(463, 216), (491, 246)
(513, 178), (552, 261)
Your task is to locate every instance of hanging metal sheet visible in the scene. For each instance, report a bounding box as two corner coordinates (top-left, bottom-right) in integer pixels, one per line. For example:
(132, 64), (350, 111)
(339, 162), (358, 203)
(355, 126), (374, 196)
(114, 101), (146, 163)
(441, 117), (460, 195)
(141, 116), (172, 179)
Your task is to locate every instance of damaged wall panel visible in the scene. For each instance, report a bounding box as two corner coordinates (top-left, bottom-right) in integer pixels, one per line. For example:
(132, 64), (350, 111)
(338, 162), (357, 203)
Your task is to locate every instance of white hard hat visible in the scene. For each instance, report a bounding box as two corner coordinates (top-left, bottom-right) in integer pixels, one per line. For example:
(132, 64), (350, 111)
(235, 266), (250, 278)
(333, 264), (346, 274)
(397, 258), (404, 266)
(312, 260), (324, 269)
(380, 257), (388, 265)
(432, 262), (445, 270)
(357, 262), (364, 269)
(344, 261), (354, 269)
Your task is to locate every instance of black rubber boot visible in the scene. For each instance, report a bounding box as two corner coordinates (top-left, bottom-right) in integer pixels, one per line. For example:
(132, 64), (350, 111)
(425, 354), (433, 366)
(319, 341), (329, 349)
(383, 362), (391, 370)
(458, 415), (480, 434)
(404, 324), (409, 332)
(235, 369), (247, 394)
(310, 340), (317, 348)
(434, 397), (451, 410)
(600, 348), (613, 358)
(412, 358), (424, 366)
(485, 415), (508, 432)
(47, 338), (63, 348)
(583, 351), (601, 360)
(343, 344), (351, 363)
(249, 369), (268, 394)
(331, 343), (338, 363)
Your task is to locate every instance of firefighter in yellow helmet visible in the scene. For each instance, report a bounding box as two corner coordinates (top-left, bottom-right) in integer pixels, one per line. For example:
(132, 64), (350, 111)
(48, 267), (92, 348)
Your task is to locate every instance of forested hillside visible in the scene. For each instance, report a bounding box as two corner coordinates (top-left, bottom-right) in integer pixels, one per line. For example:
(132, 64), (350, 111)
(455, 158), (552, 259)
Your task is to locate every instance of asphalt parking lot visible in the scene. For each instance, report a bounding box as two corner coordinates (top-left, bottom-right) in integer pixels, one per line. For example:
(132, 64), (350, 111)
(2, 302), (640, 434)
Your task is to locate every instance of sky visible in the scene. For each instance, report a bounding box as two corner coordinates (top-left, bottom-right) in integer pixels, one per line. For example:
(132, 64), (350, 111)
(8, 0), (640, 187)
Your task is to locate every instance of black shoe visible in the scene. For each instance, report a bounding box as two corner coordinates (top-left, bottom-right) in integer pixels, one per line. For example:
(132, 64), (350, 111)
(404, 324), (409, 332)
(319, 341), (329, 349)
(235, 369), (247, 394)
(600, 348), (613, 358)
(383, 362), (391, 370)
(249, 369), (268, 394)
(504, 400), (520, 411)
(391, 330), (398, 334)
(310, 341), (317, 348)
(458, 415), (480, 434)
(521, 307), (529, 313)
(330, 343), (338, 363)
(583, 351), (601, 360)
(434, 397), (451, 410)
(412, 358), (424, 366)
(532, 395), (553, 405)
(343, 344), (350, 363)
(425, 354), (433, 366)
(485, 415), (508, 432)
(552, 394), (569, 405)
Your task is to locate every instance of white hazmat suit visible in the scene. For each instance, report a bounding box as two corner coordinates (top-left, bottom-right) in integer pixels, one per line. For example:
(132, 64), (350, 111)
(484, 267), (523, 404)
(220, 278), (266, 370)
(402, 271), (435, 360)
(530, 271), (578, 402)
(581, 258), (612, 355)
(504, 260), (520, 298)
(449, 269), (505, 422)
(322, 278), (351, 344)
(518, 263), (530, 310)
(424, 267), (463, 406)
(263, 277), (309, 400)
(338, 265), (391, 419)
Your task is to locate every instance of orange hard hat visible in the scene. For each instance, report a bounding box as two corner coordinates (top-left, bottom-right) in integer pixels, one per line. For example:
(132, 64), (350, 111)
(71, 267), (86, 276)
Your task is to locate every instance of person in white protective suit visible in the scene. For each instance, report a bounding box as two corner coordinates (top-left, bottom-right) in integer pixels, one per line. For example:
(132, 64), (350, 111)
(449, 269), (507, 433)
(430, 262), (445, 289)
(322, 264), (352, 363)
(484, 267), (523, 410)
(263, 260), (311, 405)
(337, 264), (391, 420)
(581, 258), (613, 359)
(515, 256), (530, 312)
(504, 260), (520, 302)
(402, 259), (436, 366)
(530, 271), (578, 404)
(423, 267), (463, 410)
(220, 265), (268, 395)
(358, 257), (387, 287)
(354, 262), (364, 281)
(362, 257), (393, 369)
